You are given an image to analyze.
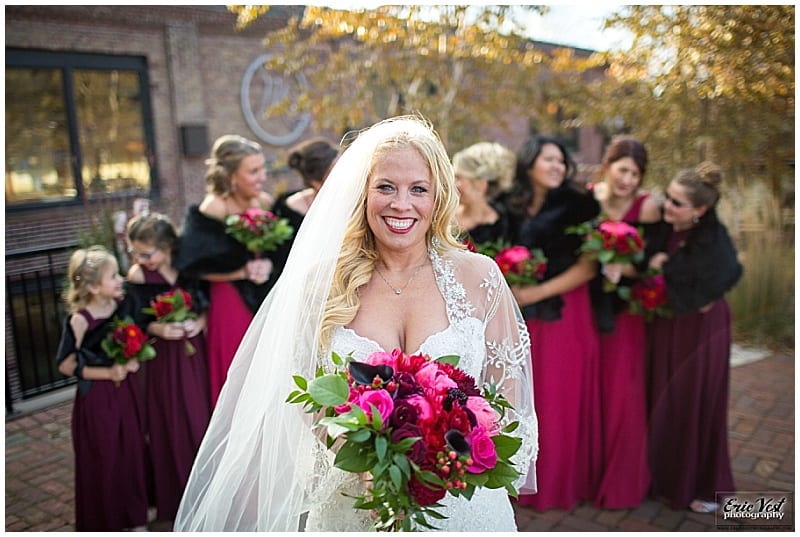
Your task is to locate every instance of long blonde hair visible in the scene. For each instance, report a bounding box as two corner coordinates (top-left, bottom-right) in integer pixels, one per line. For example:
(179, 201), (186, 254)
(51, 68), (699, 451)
(319, 116), (463, 348)
(63, 245), (117, 313)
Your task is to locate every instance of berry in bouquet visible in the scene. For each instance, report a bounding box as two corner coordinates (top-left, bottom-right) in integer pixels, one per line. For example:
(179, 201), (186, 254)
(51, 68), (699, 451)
(287, 348), (524, 531)
(142, 288), (198, 355)
(224, 207), (294, 256)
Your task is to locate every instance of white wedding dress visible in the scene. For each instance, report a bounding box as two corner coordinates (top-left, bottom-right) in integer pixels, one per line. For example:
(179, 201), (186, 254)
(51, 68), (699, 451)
(304, 249), (538, 532)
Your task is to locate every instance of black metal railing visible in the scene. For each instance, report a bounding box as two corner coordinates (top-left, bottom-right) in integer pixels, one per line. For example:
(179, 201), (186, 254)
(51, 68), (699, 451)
(6, 242), (79, 413)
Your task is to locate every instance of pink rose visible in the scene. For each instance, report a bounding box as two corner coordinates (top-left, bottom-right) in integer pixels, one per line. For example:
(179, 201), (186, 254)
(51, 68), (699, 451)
(466, 426), (498, 473)
(598, 220), (637, 238)
(495, 246), (531, 275)
(357, 389), (394, 427)
(465, 396), (501, 435)
(415, 362), (457, 397)
(404, 394), (434, 424)
(365, 348), (403, 369)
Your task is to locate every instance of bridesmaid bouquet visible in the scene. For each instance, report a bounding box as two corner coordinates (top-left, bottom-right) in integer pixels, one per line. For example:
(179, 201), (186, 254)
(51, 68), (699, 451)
(225, 207), (293, 256)
(142, 288), (197, 355)
(568, 219), (645, 290)
(101, 316), (156, 385)
(287, 348), (523, 531)
(464, 238), (547, 287)
(621, 270), (672, 321)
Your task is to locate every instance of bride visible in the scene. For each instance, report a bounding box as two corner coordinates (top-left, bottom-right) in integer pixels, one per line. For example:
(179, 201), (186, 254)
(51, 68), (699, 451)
(174, 115), (538, 531)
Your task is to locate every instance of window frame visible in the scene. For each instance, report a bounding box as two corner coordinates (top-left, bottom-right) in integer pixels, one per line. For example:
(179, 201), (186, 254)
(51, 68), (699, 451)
(5, 48), (158, 212)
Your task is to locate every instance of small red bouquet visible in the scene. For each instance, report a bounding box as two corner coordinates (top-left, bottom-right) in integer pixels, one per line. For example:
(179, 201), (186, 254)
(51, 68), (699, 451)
(142, 288), (197, 355)
(288, 349), (523, 531)
(464, 238), (547, 287)
(225, 207), (293, 255)
(623, 271), (672, 321)
(494, 245), (548, 286)
(568, 219), (645, 290)
(101, 316), (156, 384)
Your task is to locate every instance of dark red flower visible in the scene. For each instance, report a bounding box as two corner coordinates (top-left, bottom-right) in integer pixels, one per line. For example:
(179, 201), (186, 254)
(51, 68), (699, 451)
(408, 474), (446, 506)
(391, 424), (427, 464)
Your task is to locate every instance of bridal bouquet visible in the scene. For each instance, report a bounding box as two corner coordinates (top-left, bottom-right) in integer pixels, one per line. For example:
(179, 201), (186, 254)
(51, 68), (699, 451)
(142, 288), (197, 355)
(101, 316), (156, 385)
(287, 348), (523, 531)
(224, 207), (293, 255)
(568, 219), (645, 290)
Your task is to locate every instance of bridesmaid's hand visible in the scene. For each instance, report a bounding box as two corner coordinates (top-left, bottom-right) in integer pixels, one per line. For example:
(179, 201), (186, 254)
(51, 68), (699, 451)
(649, 252), (668, 271)
(601, 262), (623, 284)
(183, 318), (205, 338)
(246, 258), (273, 285)
(125, 359), (141, 373)
(153, 321), (186, 340)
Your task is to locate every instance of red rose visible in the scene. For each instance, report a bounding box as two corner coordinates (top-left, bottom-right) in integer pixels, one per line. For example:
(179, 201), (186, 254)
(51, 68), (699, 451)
(154, 299), (173, 317)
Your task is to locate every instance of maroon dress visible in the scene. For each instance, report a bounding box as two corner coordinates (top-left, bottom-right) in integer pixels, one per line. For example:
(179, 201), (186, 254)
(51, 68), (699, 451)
(647, 230), (735, 509)
(68, 309), (149, 531)
(140, 268), (211, 523)
(594, 194), (651, 509)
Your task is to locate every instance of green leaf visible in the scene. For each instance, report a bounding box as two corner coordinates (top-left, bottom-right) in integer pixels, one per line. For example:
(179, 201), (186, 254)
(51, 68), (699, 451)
(308, 374), (349, 405)
(493, 433), (522, 459)
(483, 460), (520, 488)
(334, 441), (374, 473)
(292, 375), (308, 391)
(389, 465), (403, 489)
(348, 428), (372, 443)
(375, 434), (388, 460)
(434, 354), (460, 366)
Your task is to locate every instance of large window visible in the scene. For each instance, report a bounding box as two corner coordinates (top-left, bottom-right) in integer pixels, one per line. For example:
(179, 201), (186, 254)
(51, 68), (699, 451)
(5, 49), (157, 207)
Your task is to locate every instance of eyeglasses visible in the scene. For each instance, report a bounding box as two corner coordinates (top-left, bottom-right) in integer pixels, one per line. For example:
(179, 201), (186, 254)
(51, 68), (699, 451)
(663, 191), (692, 209)
(127, 246), (159, 261)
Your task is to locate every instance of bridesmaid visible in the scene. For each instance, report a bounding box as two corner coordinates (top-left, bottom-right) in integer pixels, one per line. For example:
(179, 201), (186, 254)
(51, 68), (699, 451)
(173, 134), (274, 407)
(125, 213), (210, 528)
(271, 137), (339, 281)
(452, 141), (515, 245)
(645, 162), (741, 513)
(589, 137), (660, 509)
(508, 135), (603, 511)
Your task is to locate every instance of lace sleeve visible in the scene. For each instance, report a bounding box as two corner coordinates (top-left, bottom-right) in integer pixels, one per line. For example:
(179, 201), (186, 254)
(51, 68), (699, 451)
(481, 263), (539, 494)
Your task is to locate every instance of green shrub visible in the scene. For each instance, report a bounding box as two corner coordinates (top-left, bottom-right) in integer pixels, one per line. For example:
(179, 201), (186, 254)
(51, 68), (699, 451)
(728, 231), (794, 350)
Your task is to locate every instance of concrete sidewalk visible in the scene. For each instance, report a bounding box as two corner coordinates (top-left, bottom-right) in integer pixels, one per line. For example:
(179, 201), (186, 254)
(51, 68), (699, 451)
(5, 351), (794, 532)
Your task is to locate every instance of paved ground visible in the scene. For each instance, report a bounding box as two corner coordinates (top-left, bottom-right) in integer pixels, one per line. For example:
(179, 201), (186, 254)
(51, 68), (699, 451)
(5, 350), (794, 532)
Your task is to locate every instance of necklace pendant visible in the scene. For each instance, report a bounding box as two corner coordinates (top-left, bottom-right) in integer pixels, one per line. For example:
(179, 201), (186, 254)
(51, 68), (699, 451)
(394, 289), (402, 295)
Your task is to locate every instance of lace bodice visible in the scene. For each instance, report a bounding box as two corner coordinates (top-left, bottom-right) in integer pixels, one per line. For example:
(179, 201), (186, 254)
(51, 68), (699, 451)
(305, 248), (538, 532)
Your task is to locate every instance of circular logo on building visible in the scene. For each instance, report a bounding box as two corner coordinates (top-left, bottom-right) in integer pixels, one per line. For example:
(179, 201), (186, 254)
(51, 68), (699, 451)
(240, 54), (311, 146)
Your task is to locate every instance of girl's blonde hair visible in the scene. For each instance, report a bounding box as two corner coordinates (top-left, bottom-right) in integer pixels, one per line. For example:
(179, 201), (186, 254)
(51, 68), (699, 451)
(63, 245), (117, 313)
(319, 116), (463, 348)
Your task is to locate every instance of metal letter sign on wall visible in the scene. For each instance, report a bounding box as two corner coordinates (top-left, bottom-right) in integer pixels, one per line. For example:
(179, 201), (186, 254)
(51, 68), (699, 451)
(240, 54), (312, 147)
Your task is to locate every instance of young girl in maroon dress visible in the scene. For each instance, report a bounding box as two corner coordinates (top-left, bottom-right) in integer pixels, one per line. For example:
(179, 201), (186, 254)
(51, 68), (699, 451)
(589, 137), (661, 509)
(645, 162), (741, 513)
(55, 246), (149, 531)
(507, 136), (602, 511)
(126, 213), (211, 528)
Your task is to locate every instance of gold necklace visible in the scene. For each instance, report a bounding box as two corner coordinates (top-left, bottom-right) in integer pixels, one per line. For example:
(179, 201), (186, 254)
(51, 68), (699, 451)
(375, 259), (428, 296)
